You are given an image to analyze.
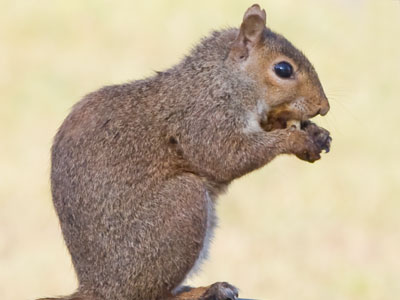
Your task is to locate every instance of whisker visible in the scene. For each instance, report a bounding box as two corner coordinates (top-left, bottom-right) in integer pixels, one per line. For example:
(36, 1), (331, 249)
(328, 97), (363, 127)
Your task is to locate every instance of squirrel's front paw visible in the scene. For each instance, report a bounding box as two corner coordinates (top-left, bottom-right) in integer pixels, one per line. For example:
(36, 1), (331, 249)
(287, 122), (331, 163)
(301, 121), (332, 153)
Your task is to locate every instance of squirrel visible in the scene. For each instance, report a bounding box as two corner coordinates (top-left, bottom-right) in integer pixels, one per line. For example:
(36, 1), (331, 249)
(39, 4), (331, 300)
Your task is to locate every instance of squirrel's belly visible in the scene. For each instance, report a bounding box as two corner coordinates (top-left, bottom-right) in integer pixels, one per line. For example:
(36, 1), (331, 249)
(186, 190), (216, 280)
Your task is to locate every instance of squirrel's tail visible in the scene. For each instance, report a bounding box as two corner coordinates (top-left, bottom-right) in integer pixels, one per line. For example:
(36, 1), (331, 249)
(37, 292), (93, 300)
(38, 298), (83, 300)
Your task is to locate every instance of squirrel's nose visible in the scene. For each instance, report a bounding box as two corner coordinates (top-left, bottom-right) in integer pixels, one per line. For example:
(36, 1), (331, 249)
(319, 98), (330, 116)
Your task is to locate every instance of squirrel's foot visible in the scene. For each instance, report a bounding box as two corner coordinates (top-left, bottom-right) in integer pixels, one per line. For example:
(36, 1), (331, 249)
(200, 282), (239, 300)
(173, 282), (238, 300)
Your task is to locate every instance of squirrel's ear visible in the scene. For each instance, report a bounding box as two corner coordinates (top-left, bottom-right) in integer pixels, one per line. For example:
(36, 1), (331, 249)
(230, 4), (266, 61)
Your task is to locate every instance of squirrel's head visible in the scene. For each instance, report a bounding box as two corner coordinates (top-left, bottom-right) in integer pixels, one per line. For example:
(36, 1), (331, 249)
(228, 4), (330, 130)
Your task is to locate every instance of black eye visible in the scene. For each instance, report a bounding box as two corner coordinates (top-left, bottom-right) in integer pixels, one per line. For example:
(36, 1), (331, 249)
(274, 61), (293, 79)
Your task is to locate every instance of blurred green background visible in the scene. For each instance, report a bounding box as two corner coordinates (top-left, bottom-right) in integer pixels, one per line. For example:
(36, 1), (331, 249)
(1, 0), (399, 299)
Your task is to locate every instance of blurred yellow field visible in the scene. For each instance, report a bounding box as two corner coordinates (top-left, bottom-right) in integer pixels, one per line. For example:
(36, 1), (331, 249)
(1, 1), (399, 299)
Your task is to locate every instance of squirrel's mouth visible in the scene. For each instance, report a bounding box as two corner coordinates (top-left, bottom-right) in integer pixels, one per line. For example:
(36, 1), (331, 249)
(261, 104), (323, 132)
(261, 109), (305, 132)
(262, 117), (301, 131)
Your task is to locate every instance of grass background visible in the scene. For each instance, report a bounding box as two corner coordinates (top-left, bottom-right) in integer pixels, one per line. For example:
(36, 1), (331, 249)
(1, 0), (399, 299)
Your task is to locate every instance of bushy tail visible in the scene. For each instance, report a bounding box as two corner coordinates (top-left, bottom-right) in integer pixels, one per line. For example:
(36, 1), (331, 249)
(38, 298), (82, 300)
(37, 298), (84, 300)
(37, 292), (92, 300)
(37, 296), (84, 300)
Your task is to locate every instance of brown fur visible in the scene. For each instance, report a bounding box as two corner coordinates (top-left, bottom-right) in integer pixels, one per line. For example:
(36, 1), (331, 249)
(40, 4), (331, 300)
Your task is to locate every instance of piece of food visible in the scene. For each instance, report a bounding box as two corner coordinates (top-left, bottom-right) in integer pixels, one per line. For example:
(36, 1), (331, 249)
(287, 119), (301, 129)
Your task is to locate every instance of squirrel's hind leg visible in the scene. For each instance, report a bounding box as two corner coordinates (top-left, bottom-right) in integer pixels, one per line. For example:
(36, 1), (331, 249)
(171, 282), (239, 300)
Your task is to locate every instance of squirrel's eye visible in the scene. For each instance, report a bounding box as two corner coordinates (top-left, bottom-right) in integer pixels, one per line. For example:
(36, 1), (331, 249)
(274, 61), (293, 79)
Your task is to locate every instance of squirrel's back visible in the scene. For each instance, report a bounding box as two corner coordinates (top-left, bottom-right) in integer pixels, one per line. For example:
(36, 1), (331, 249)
(50, 28), (242, 300)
